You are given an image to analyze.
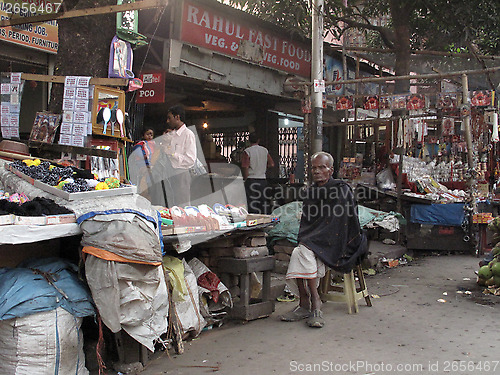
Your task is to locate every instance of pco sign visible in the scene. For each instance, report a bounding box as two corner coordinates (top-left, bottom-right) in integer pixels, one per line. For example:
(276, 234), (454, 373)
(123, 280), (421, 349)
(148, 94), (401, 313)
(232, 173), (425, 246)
(136, 71), (165, 103)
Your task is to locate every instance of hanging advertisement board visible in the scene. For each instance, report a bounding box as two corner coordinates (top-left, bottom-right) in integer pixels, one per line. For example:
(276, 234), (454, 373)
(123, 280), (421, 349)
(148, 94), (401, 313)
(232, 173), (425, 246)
(324, 55), (344, 96)
(179, 0), (311, 78)
(0, 1), (59, 54)
(136, 71), (165, 104)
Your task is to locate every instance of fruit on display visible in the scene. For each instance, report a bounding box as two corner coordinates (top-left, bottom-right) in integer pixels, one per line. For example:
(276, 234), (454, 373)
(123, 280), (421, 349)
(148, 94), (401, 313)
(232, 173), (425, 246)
(477, 217), (500, 289)
(105, 177), (120, 189)
(95, 182), (109, 190)
(478, 265), (493, 280)
(491, 262), (500, 277)
(492, 244), (500, 256)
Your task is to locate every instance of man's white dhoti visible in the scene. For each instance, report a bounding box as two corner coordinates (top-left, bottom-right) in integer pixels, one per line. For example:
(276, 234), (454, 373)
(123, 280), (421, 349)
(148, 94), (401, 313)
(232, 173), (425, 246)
(285, 244), (326, 297)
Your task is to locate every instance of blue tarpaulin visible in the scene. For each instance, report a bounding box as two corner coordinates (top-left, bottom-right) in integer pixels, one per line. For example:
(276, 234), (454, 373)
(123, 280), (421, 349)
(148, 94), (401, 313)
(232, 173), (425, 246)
(410, 203), (465, 226)
(0, 257), (95, 321)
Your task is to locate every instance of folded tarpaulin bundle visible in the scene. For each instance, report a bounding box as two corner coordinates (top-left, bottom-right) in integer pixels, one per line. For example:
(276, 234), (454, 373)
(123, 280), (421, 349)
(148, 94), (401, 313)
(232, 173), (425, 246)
(84, 255), (169, 352)
(0, 257), (95, 321)
(79, 211), (163, 264)
(162, 255), (188, 302)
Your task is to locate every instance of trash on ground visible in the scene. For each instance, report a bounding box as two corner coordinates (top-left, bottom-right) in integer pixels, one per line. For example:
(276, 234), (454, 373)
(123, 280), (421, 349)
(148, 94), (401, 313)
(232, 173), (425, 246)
(403, 254), (414, 261)
(363, 268), (377, 276)
(381, 258), (399, 268)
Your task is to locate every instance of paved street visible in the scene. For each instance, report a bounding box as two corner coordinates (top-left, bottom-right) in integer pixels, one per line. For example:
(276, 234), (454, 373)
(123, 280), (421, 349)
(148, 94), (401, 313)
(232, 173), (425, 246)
(136, 253), (500, 375)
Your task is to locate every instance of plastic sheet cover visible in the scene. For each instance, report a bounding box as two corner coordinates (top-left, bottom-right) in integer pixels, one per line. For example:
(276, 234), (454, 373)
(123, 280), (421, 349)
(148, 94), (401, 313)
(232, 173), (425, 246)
(410, 203), (465, 226)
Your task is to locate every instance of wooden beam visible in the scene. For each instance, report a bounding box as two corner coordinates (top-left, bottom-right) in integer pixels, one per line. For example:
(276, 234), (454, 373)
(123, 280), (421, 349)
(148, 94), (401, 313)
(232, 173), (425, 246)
(324, 112), (441, 127)
(330, 45), (500, 60)
(20, 73), (128, 87)
(0, 0), (168, 27)
(28, 141), (118, 158)
(330, 66), (500, 86)
(285, 66), (500, 87)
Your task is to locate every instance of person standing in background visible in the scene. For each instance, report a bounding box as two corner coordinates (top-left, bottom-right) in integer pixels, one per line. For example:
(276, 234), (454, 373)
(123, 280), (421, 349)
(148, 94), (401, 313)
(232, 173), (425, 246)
(164, 104), (196, 206)
(230, 140), (247, 168)
(241, 132), (275, 214)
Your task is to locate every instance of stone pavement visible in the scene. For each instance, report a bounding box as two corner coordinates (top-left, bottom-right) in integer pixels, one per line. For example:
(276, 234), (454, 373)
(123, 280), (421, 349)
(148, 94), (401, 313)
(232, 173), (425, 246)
(269, 239), (410, 301)
(127, 251), (499, 375)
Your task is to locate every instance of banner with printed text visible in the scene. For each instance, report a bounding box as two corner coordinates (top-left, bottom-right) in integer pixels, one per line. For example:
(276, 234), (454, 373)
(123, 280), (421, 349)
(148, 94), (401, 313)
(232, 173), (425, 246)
(180, 0), (311, 78)
(0, 0), (59, 54)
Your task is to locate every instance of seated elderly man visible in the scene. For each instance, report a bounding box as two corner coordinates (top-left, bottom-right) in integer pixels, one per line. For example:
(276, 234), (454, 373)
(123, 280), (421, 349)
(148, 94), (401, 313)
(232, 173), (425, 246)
(279, 151), (367, 328)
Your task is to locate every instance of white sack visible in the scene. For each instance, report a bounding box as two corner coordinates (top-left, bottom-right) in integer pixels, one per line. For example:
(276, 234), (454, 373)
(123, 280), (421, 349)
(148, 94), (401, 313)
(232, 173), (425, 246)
(0, 307), (88, 375)
(85, 255), (169, 352)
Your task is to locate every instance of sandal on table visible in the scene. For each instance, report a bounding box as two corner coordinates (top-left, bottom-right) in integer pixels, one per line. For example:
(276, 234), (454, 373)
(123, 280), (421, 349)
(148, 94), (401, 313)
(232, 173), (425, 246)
(307, 309), (325, 328)
(279, 306), (310, 322)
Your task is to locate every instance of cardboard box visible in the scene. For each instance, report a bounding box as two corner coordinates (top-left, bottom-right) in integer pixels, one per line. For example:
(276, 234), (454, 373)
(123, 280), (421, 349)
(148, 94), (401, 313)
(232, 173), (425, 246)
(472, 213), (493, 224)
(14, 216), (47, 225)
(46, 214), (77, 225)
(0, 214), (14, 225)
(245, 214), (278, 226)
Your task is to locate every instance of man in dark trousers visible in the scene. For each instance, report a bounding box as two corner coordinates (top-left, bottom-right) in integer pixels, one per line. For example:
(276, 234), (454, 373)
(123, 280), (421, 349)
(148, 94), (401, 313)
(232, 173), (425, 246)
(279, 151), (367, 328)
(241, 133), (275, 214)
(164, 104), (197, 206)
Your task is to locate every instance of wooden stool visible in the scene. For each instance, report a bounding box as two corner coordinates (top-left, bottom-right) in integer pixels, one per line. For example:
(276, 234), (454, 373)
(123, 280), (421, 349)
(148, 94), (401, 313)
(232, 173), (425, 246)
(319, 264), (372, 314)
(218, 256), (275, 321)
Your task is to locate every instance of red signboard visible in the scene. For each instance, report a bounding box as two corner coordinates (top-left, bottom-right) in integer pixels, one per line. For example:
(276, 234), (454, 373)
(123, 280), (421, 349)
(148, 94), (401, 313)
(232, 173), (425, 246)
(180, 0), (311, 78)
(136, 71), (165, 104)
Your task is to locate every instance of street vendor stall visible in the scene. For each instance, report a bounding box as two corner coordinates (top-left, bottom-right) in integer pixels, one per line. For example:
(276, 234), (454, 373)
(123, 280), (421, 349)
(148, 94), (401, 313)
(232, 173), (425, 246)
(320, 65), (500, 254)
(0, 151), (282, 371)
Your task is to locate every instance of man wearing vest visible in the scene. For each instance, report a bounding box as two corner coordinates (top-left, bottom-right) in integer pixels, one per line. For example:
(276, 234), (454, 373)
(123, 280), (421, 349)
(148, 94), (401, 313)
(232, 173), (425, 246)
(241, 133), (275, 214)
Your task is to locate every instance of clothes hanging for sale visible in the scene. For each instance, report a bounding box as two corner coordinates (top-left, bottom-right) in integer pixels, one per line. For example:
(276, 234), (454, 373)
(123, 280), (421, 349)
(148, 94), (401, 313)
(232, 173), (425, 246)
(397, 118), (404, 148)
(442, 117), (455, 136)
(404, 118), (413, 148)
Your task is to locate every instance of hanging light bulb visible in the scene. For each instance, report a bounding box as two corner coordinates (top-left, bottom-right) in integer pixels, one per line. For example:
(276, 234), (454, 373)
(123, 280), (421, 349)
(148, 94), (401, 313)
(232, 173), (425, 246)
(203, 122), (208, 129)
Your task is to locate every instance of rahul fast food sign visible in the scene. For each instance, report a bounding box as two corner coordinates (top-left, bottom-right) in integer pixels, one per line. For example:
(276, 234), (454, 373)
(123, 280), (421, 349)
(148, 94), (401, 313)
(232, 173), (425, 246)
(180, 0), (311, 78)
(0, 0), (59, 54)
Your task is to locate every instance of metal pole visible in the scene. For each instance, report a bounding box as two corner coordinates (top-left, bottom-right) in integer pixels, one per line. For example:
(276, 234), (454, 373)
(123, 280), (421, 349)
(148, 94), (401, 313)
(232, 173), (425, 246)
(461, 74), (477, 213)
(311, 0), (324, 154)
(304, 85), (311, 183)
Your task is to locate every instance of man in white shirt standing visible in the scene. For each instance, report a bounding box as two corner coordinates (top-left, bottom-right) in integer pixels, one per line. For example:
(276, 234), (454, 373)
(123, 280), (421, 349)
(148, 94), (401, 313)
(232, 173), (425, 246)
(164, 104), (197, 206)
(241, 132), (275, 214)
